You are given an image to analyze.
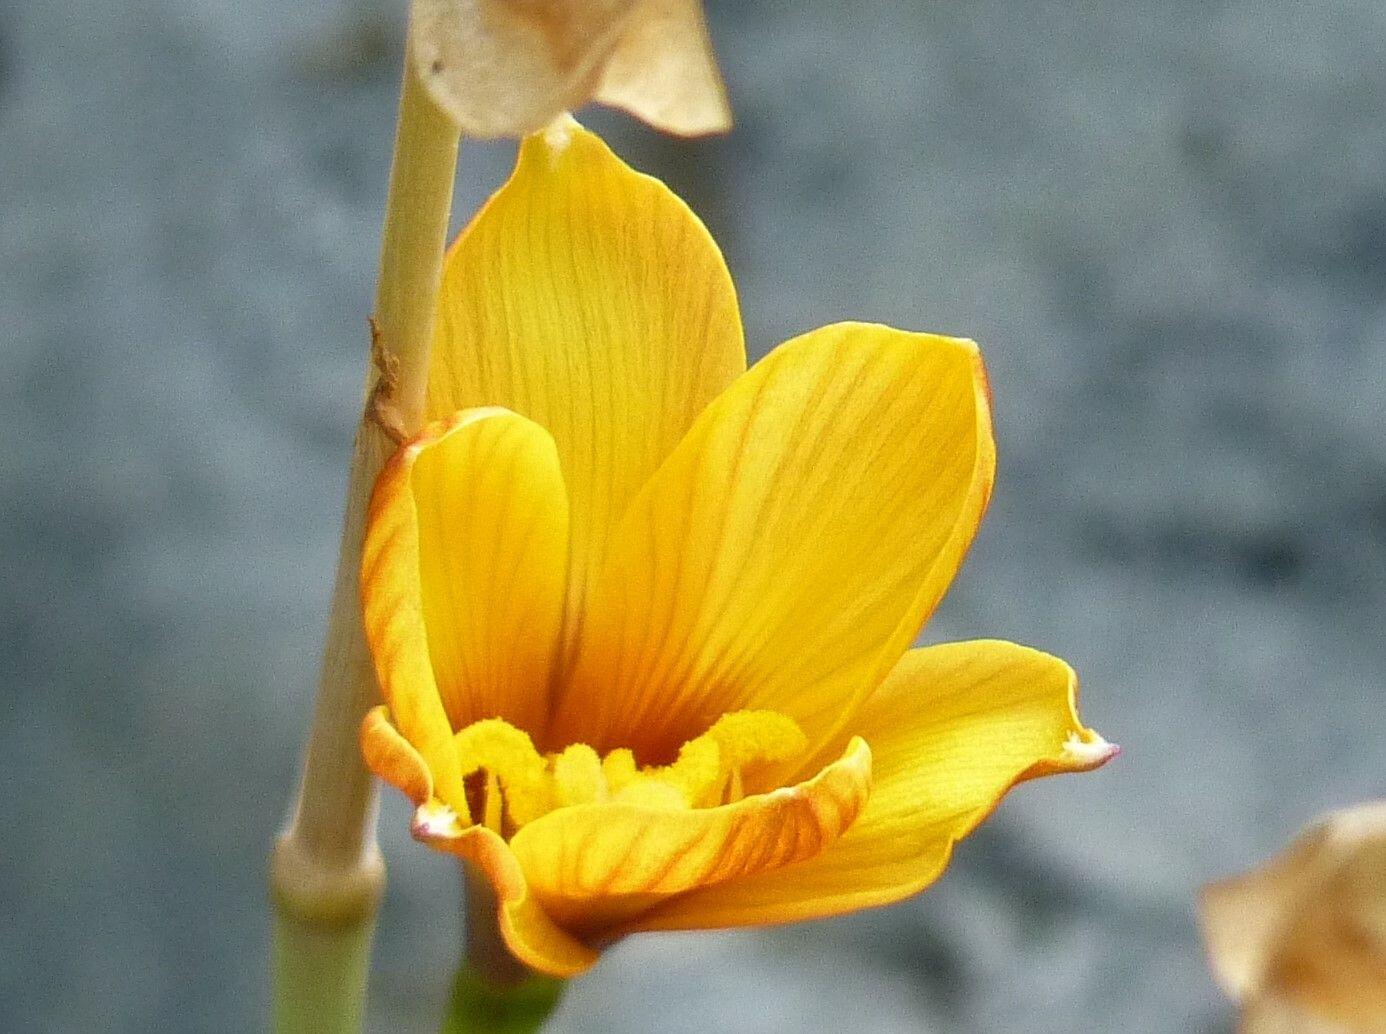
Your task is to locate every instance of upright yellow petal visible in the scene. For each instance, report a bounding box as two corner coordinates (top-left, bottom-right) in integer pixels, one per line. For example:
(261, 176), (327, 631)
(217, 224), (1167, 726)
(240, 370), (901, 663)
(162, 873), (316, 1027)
(412, 411), (569, 732)
(549, 323), (994, 766)
(361, 407), (569, 806)
(623, 641), (1114, 932)
(429, 120), (746, 660)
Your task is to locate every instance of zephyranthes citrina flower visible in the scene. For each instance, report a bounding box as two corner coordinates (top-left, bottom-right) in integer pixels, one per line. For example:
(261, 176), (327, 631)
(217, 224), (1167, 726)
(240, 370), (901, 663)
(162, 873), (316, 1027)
(410, 0), (729, 137)
(359, 118), (1115, 976)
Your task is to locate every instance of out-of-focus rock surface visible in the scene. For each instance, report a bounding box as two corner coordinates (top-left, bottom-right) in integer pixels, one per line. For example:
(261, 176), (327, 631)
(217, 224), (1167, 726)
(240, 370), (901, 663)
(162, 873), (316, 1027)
(2, 1), (1382, 1031)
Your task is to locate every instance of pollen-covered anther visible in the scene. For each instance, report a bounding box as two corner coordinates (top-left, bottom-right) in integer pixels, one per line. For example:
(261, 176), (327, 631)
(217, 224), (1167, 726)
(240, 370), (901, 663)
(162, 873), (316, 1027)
(446, 710), (813, 839)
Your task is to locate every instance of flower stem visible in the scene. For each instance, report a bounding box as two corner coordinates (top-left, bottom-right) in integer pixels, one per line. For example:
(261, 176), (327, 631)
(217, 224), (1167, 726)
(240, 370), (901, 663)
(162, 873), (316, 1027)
(273, 910), (377, 1034)
(269, 42), (461, 1034)
(443, 967), (566, 1034)
(463, 863), (533, 989)
(442, 867), (566, 1033)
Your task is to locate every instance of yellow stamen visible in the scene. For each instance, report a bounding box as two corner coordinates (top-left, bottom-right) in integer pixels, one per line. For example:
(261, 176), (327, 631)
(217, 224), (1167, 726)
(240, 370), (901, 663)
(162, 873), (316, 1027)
(600, 748), (638, 791)
(482, 771), (503, 834)
(553, 744), (606, 807)
(448, 710), (809, 836)
(701, 710), (807, 779)
(453, 718), (549, 827)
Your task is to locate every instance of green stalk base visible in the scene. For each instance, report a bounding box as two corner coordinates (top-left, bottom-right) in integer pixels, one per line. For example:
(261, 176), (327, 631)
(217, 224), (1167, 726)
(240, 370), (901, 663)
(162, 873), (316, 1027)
(273, 912), (376, 1034)
(443, 966), (566, 1034)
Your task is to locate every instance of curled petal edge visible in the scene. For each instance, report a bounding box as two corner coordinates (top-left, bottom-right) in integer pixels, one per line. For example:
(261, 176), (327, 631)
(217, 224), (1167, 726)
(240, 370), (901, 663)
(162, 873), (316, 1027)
(375, 729), (872, 976)
(411, 802), (602, 978)
(361, 706), (599, 974)
(361, 704), (434, 806)
(623, 643), (1116, 933)
(512, 737), (872, 922)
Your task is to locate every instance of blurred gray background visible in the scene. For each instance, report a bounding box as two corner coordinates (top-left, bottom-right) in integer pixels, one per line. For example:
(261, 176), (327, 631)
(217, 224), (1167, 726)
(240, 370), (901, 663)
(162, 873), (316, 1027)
(3, 0), (1384, 1030)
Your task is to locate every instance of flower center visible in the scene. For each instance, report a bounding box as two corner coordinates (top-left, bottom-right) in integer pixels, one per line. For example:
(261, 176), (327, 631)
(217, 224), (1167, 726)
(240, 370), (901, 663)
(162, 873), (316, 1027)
(450, 710), (808, 838)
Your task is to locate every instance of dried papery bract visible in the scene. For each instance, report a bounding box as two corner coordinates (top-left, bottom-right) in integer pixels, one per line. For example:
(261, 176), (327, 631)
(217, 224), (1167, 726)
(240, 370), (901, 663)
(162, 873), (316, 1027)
(589, 0), (732, 135)
(410, 0), (731, 137)
(1201, 801), (1386, 1034)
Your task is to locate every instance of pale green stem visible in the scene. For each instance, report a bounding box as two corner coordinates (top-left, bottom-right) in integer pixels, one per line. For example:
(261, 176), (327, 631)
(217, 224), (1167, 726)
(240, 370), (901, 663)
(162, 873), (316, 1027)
(463, 863), (533, 989)
(273, 912), (377, 1034)
(441, 866), (566, 1033)
(269, 42), (461, 1034)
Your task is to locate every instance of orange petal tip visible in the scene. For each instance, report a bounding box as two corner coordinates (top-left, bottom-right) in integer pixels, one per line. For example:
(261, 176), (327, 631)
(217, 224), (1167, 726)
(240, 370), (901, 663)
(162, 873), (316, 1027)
(360, 705), (435, 806)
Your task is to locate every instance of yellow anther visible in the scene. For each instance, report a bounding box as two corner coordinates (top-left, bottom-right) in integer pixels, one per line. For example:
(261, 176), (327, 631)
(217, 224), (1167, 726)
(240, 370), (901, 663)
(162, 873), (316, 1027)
(453, 718), (550, 825)
(702, 710), (808, 770)
(552, 744), (606, 807)
(444, 710), (810, 832)
(614, 710), (808, 809)
(601, 748), (639, 793)
(637, 735), (722, 807)
(454, 719), (547, 781)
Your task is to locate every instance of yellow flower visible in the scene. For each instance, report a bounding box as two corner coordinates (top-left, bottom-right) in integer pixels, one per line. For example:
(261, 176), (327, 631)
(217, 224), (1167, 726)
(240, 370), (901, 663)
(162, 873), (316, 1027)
(360, 119), (1115, 977)
(410, 0), (729, 137)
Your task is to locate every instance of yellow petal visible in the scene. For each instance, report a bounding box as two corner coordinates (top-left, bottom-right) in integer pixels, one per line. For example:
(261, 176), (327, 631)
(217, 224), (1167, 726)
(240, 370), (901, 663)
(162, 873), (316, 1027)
(549, 323), (994, 767)
(360, 705), (433, 806)
(429, 120), (745, 664)
(361, 407), (569, 808)
(411, 802), (599, 977)
(506, 737), (872, 936)
(594, 0), (732, 135)
(623, 641), (1113, 931)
